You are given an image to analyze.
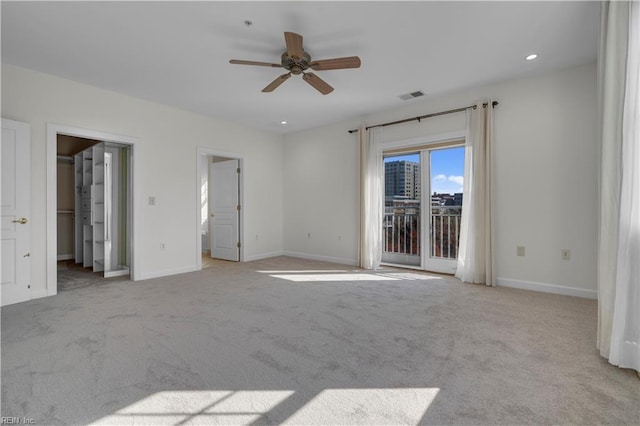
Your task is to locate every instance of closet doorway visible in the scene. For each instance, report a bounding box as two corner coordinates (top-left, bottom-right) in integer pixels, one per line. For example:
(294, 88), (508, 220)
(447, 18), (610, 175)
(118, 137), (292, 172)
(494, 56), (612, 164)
(197, 149), (244, 268)
(48, 124), (137, 295)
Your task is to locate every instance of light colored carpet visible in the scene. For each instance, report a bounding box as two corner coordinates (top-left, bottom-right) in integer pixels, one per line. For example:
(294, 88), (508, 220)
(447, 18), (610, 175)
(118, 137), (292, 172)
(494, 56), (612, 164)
(57, 260), (128, 292)
(2, 256), (638, 425)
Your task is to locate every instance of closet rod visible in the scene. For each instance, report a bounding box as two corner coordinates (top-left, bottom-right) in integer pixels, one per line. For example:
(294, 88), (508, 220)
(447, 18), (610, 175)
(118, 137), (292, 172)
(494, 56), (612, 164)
(347, 101), (498, 134)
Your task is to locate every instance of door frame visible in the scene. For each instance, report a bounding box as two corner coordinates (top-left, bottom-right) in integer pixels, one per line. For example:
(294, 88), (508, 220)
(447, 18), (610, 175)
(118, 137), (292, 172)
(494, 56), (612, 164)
(196, 147), (245, 268)
(46, 123), (139, 296)
(379, 130), (465, 272)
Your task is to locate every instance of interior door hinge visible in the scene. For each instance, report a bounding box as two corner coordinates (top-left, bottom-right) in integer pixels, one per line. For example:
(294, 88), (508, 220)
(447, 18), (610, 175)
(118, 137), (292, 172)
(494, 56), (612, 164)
(237, 242), (241, 248)
(237, 204), (241, 211)
(237, 167), (241, 174)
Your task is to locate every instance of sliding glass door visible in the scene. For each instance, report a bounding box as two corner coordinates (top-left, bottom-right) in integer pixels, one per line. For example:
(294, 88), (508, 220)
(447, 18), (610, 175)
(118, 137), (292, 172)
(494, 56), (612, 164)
(382, 145), (464, 273)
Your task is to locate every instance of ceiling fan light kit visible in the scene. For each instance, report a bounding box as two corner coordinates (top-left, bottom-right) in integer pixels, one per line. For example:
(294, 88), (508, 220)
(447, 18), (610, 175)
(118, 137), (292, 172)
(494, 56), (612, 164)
(229, 31), (361, 95)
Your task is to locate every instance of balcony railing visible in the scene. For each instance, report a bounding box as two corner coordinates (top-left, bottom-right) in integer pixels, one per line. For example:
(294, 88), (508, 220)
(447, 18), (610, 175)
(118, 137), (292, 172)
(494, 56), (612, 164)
(383, 209), (420, 256)
(382, 206), (462, 262)
(430, 206), (462, 259)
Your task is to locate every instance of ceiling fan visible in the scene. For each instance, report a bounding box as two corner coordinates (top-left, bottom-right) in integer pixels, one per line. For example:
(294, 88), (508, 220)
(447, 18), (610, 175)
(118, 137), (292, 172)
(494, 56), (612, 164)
(229, 31), (361, 95)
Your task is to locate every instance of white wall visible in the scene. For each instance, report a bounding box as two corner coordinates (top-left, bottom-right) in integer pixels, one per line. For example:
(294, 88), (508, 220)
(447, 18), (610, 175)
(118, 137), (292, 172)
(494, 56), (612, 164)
(282, 121), (362, 265)
(2, 62), (599, 299)
(283, 63), (598, 298)
(2, 64), (284, 295)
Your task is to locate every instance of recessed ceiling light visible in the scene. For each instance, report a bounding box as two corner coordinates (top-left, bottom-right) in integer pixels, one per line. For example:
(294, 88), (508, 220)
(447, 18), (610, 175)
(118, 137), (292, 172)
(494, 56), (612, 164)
(525, 53), (538, 61)
(280, 121), (288, 125)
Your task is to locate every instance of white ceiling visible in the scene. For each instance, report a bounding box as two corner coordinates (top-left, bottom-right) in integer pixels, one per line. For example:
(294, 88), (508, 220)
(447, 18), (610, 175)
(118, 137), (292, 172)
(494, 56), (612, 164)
(2, 1), (600, 134)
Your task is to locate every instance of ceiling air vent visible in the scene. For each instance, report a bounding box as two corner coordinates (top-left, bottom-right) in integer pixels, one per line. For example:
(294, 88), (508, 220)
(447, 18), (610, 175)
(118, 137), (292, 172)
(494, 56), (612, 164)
(399, 90), (425, 101)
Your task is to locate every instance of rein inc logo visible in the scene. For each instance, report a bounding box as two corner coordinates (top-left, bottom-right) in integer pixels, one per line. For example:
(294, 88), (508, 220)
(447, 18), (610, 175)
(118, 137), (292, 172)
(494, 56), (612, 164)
(1, 418), (35, 425)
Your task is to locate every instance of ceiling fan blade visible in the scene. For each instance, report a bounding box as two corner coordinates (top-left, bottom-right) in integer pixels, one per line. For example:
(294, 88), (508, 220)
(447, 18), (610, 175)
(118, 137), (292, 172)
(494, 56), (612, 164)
(284, 32), (304, 59)
(229, 59), (282, 68)
(310, 56), (361, 71)
(262, 73), (292, 92)
(302, 73), (334, 95)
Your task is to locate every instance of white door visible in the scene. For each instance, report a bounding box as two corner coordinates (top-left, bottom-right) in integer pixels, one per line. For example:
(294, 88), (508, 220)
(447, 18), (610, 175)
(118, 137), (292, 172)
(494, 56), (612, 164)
(209, 159), (240, 261)
(1, 118), (31, 306)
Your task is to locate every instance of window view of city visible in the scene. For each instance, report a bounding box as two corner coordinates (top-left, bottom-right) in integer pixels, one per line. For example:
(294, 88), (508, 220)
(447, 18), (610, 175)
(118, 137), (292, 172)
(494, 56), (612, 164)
(383, 148), (464, 264)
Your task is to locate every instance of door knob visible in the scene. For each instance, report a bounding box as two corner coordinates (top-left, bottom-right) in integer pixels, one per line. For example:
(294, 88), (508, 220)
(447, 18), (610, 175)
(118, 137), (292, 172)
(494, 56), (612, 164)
(12, 218), (28, 224)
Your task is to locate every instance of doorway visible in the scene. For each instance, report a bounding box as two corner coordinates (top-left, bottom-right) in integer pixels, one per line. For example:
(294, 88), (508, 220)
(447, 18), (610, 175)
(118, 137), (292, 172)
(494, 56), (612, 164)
(56, 135), (133, 290)
(382, 144), (465, 274)
(47, 123), (137, 296)
(197, 149), (244, 269)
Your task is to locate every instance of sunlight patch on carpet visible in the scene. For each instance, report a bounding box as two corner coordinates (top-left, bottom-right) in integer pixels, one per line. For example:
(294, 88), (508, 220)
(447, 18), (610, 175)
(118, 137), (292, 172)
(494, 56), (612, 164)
(283, 388), (439, 425)
(257, 269), (349, 274)
(270, 273), (400, 282)
(90, 388), (439, 425)
(376, 272), (444, 281)
(89, 390), (294, 425)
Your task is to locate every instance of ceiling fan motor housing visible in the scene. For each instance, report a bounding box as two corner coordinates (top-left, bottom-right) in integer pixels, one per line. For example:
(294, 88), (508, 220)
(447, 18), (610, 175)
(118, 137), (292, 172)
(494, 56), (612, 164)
(281, 51), (311, 74)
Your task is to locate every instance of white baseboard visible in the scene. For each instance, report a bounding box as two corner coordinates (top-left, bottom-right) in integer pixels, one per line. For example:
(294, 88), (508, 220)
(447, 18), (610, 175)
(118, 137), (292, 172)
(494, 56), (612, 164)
(138, 265), (200, 281)
(244, 251), (284, 262)
(57, 254), (74, 261)
(282, 251), (358, 266)
(496, 277), (597, 299)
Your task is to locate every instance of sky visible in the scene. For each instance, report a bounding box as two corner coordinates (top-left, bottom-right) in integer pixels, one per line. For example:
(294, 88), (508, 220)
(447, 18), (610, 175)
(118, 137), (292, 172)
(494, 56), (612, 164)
(384, 146), (465, 194)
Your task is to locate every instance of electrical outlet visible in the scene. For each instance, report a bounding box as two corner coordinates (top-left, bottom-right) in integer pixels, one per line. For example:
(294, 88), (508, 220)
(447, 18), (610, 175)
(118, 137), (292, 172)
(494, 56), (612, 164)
(307, 233), (311, 239)
(148, 196), (156, 206)
(338, 235), (342, 241)
(517, 246), (525, 257)
(161, 243), (166, 250)
(561, 249), (570, 260)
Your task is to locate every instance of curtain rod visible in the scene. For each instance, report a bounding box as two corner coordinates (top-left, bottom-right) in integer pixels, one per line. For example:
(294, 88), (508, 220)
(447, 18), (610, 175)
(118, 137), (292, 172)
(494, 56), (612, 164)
(347, 101), (498, 134)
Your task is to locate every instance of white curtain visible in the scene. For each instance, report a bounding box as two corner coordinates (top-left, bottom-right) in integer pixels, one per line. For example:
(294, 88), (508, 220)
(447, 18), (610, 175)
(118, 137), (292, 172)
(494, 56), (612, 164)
(455, 102), (495, 286)
(597, 0), (640, 372)
(359, 126), (383, 270)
